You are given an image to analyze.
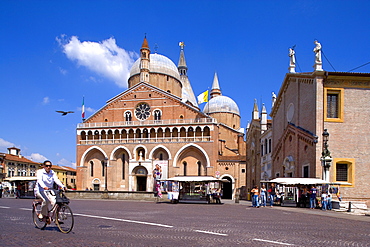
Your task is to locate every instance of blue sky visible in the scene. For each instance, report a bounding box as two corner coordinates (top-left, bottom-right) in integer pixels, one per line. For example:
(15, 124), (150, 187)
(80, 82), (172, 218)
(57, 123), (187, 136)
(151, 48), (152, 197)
(1, 1), (370, 168)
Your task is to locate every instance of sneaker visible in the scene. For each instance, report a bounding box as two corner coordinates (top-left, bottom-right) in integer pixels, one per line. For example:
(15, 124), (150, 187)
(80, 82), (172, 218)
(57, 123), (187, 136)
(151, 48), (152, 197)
(38, 214), (44, 220)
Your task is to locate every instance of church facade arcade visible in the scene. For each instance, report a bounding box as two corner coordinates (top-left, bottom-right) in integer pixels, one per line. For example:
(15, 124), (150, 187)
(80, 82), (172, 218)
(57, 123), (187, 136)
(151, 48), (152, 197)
(76, 38), (246, 199)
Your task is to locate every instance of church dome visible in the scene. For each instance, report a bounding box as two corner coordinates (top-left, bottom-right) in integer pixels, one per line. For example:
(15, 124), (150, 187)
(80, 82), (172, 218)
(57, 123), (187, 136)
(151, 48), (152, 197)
(129, 53), (181, 81)
(203, 95), (240, 115)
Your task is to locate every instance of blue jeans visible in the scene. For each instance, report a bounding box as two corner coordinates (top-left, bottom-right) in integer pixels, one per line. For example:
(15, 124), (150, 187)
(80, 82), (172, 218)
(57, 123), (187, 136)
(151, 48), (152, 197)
(310, 197), (316, 209)
(322, 201), (327, 210)
(260, 193), (266, 207)
(269, 194), (275, 206)
(328, 200), (332, 210)
(252, 195), (259, 207)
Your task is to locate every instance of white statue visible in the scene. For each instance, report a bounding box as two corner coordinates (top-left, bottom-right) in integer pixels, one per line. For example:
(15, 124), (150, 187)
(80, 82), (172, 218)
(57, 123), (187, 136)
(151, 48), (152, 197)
(289, 48), (296, 66)
(313, 40), (322, 63)
(272, 92), (277, 107)
(139, 150), (144, 161)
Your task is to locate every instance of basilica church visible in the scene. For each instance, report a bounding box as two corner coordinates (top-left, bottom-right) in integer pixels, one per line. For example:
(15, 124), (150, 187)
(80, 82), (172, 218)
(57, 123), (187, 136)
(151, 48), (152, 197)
(76, 37), (246, 199)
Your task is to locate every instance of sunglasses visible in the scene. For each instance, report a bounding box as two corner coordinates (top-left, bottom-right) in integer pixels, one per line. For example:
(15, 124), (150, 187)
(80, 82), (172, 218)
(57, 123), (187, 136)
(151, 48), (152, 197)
(45, 165), (52, 167)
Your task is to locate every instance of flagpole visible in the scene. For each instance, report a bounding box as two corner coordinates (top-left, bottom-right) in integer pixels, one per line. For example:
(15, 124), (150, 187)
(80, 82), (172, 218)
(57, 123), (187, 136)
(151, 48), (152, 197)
(207, 87), (210, 116)
(82, 96), (85, 122)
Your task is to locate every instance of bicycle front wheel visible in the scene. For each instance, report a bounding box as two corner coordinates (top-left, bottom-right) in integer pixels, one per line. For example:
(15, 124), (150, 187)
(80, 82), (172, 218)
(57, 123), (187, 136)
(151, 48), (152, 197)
(55, 204), (74, 233)
(32, 203), (46, 229)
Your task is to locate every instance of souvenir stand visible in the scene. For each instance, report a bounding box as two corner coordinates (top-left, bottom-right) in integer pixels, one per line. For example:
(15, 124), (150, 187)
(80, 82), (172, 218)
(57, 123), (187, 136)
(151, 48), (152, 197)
(261, 178), (347, 208)
(161, 176), (226, 204)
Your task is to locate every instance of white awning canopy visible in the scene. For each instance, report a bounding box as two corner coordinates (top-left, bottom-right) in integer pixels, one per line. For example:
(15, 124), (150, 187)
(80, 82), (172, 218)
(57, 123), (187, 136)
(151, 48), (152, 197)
(164, 176), (228, 182)
(264, 178), (351, 185)
(4, 176), (37, 182)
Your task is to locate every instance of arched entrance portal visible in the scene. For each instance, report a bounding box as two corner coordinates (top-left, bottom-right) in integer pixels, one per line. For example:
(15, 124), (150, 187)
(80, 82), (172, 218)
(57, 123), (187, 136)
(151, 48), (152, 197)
(92, 178), (100, 191)
(222, 176), (233, 199)
(134, 166), (148, 191)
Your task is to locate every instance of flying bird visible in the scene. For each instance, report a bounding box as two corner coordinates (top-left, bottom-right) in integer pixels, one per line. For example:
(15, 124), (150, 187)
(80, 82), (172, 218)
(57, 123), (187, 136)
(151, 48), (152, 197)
(56, 110), (74, 116)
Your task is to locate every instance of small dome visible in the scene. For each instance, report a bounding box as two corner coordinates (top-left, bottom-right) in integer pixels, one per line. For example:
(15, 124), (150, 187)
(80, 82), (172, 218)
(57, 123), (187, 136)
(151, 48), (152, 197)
(129, 54), (181, 81)
(203, 95), (240, 115)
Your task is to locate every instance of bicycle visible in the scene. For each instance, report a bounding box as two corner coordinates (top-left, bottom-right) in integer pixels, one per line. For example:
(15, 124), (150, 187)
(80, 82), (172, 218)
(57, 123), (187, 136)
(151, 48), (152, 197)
(32, 189), (74, 233)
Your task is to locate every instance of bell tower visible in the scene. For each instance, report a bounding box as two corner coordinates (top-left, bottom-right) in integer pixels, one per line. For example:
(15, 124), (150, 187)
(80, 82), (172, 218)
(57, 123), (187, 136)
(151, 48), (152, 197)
(140, 36), (150, 84)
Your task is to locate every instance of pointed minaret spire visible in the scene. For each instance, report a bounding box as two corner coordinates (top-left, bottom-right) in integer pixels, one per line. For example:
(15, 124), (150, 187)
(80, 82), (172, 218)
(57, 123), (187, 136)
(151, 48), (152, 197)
(140, 35), (150, 83)
(210, 72), (222, 99)
(261, 103), (267, 132)
(253, 99), (259, 120)
(178, 42), (187, 76)
(178, 42), (198, 107)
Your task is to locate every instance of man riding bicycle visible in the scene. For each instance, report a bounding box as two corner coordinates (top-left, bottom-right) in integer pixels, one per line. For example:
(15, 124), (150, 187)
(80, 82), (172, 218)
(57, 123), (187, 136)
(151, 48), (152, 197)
(34, 160), (66, 222)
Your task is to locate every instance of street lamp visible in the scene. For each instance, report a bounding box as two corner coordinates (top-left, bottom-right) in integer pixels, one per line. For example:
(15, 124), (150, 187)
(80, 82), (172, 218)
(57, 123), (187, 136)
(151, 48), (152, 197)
(320, 129), (332, 182)
(103, 157), (108, 191)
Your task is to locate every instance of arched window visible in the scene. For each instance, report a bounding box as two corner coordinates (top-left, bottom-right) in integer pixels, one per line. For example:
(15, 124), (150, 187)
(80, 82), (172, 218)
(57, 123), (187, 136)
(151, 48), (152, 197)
(265, 139), (268, 155)
(101, 160), (105, 177)
(81, 131), (86, 140)
(90, 161), (94, 177)
(122, 154), (125, 180)
(183, 161), (187, 176)
(125, 111), (132, 122)
(197, 161), (202, 176)
(154, 110), (161, 120)
(269, 139), (272, 153)
(159, 153), (163, 160)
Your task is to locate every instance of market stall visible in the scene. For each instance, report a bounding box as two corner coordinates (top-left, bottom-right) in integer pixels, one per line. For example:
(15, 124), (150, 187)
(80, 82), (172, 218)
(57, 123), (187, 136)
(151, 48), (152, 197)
(4, 176), (37, 198)
(261, 178), (348, 208)
(161, 176), (226, 204)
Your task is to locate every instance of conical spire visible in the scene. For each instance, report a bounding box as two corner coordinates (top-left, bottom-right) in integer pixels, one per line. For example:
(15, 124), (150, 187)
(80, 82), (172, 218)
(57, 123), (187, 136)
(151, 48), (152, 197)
(178, 42), (187, 76)
(210, 72), (222, 99)
(261, 103), (267, 131)
(141, 36), (149, 49)
(253, 99), (259, 120)
(178, 42), (198, 107)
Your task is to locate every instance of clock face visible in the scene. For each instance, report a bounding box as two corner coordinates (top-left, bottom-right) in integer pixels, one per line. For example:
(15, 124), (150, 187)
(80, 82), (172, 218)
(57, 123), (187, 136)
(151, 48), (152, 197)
(135, 103), (151, 121)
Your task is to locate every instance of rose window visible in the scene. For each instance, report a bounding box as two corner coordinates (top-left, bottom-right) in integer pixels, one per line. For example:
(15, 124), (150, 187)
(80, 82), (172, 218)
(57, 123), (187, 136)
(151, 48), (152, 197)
(135, 103), (151, 121)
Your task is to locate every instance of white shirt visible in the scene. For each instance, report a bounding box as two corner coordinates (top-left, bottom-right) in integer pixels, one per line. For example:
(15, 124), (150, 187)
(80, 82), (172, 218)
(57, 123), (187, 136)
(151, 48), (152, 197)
(35, 168), (64, 194)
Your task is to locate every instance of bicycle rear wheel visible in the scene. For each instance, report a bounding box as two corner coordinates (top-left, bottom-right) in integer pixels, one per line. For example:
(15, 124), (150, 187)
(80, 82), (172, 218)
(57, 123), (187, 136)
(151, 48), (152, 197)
(32, 203), (46, 229)
(55, 204), (74, 233)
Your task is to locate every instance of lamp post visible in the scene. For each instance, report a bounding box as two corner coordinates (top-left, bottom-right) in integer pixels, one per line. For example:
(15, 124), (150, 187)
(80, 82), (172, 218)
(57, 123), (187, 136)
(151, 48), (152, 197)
(320, 129), (332, 182)
(103, 157), (108, 191)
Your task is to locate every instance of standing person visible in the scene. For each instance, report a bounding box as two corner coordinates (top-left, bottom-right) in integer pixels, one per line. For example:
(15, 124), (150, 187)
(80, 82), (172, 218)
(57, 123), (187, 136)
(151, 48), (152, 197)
(260, 185), (267, 207)
(268, 183), (277, 207)
(153, 164), (162, 198)
(34, 160), (66, 222)
(15, 183), (22, 198)
(327, 194), (332, 210)
(251, 186), (260, 208)
(321, 191), (328, 210)
(0, 182), (3, 198)
(309, 186), (317, 209)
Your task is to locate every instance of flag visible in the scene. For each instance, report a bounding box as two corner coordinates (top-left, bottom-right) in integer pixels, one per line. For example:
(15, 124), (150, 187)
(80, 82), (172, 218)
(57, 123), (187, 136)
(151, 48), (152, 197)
(82, 96), (85, 119)
(197, 90), (209, 104)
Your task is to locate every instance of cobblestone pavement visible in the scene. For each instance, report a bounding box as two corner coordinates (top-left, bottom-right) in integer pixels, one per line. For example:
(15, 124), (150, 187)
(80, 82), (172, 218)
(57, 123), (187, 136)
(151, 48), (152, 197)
(1, 198), (370, 247)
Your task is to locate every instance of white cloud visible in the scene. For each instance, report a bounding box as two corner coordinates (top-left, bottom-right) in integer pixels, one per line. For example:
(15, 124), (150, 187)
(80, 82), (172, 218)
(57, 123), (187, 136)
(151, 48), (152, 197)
(59, 67), (67, 75)
(77, 106), (95, 113)
(58, 35), (138, 88)
(0, 138), (15, 152)
(42, 96), (50, 105)
(86, 107), (95, 113)
(26, 153), (48, 162)
(57, 158), (76, 168)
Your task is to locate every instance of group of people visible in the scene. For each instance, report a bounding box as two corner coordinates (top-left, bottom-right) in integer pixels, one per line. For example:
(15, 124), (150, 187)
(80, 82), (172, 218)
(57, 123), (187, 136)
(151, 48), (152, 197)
(307, 186), (333, 210)
(0, 182), (26, 198)
(250, 184), (277, 208)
